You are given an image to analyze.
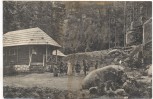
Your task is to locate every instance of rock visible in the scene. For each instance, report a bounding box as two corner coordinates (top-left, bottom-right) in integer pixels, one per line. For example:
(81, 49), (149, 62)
(78, 90), (90, 99)
(32, 92), (40, 98)
(122, 79), (143, 97)
(106, 90), (116, 97)
(147, 65), (152, 77)
(89, 87), (98, 94)
(82, 65), (127, 89)
(114, 89), (127, 96)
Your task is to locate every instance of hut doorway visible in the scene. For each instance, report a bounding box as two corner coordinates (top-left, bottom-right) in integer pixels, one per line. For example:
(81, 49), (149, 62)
(31, 46), (44, 63)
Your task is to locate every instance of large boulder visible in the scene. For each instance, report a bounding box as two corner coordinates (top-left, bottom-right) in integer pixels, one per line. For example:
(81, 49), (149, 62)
(82, 65), (127, 89)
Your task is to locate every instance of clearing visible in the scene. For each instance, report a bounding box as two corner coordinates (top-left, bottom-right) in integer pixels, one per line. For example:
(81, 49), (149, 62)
(4, 72), (84, 91)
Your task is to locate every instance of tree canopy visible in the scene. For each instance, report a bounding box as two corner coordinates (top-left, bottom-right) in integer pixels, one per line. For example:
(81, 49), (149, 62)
(3, 1), (152, 54)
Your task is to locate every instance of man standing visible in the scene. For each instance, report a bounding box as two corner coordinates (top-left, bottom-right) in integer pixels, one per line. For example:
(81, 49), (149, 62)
(75, 61), (81, 75)
(53, 63), (58, 77)
(59, 61), (64, 76)
(83, 59), (87, 76)
(95, 60), (98, 69)
(63, 62), (68, 75)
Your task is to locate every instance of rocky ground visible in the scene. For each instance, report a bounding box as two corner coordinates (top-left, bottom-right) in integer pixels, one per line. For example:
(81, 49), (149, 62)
(3, 69), (152, 99)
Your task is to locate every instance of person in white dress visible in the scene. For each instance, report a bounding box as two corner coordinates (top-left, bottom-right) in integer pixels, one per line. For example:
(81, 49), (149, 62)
(67, 61), (73, 76)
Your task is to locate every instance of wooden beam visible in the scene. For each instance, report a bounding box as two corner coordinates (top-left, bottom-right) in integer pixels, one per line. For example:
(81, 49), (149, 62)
(29, 46), (32, 66)
(46, 44), (48, 63)
(114, 2), (117, 48)
(142, 22), (145, 64)
(108, 6), (111, 49)
(115, 25), (117, 47)
(43, 54), (45, 66)
(124, 1), (127, 47)
(56, 49), (57, 63)
(16, 46), (18, 64)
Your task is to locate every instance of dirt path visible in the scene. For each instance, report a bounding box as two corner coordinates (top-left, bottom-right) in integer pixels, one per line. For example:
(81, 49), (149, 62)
(4, 72), (84, 91)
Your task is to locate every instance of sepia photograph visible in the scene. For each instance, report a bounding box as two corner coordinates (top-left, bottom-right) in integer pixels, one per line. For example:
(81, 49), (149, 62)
(3, 1), (152, 99)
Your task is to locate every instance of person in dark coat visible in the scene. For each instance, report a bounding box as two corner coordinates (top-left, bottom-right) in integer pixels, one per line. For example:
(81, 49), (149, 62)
(63, 63), (68, 75)
(86, 62), (91, 71)
(95, 60), (98, 69)
(53, 64), (58, 77)
(83, 59), (87, 76)
(75, 61), (81, 74)
(59, 61), (64, 75)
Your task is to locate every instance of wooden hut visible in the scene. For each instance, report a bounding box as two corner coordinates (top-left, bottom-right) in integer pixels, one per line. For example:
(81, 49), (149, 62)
(3, 27), (61, 73)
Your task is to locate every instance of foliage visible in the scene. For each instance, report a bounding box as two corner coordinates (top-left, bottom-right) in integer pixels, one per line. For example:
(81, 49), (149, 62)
(3, 1), (66, 44)
(3, 1), (152, 54)
(63, 1), (151, 54)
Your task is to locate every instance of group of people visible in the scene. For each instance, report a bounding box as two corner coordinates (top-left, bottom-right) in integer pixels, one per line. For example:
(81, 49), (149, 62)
(53, 60), (99, 77)
(53, 62), (68, 76)
(74, 60), (90, 76)
(82, 59), (90, 76)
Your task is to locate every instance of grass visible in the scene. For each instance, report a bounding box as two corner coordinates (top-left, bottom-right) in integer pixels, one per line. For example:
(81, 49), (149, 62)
(4, 72), (84, 91)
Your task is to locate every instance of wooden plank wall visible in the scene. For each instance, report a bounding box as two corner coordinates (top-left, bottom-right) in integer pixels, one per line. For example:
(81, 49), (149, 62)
(18, 46), (29, 65)
(3, 46), (29, 66)
(3, 45), (58, 66)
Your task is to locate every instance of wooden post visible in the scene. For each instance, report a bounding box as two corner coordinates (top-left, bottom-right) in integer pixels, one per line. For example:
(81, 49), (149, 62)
(115, 25), (117, 47)
(56, 49), (57, 63)
(133, 2), (135, 21)
(124, 1), (127, 47)
(142, 22), (145, 64)
(108, 6), (111, 49)
(43, 54), (45, 66)
(29, 46), (31, 66)
(5, 48), (7, 65)
(46, 43), (48, 63)
(114, 2), (117, 48)
(142, 22), (145, 45)
(16, 46), (18, 64)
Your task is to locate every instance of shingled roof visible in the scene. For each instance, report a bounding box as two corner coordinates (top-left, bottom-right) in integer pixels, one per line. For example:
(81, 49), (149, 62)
(3, 27), (61, 47)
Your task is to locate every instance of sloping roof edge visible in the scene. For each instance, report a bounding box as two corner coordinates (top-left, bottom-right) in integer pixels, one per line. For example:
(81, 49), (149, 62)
(3, 27), (61, 47)
(52, 50), (66, 57)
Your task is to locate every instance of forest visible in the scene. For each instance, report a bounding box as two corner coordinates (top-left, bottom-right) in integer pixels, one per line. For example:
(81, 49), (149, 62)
(3, 1), (152, 54)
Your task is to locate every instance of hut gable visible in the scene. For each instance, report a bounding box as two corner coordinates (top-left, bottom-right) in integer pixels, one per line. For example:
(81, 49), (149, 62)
(52, 50), (66, 57)
(3, 27), (61, 47)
